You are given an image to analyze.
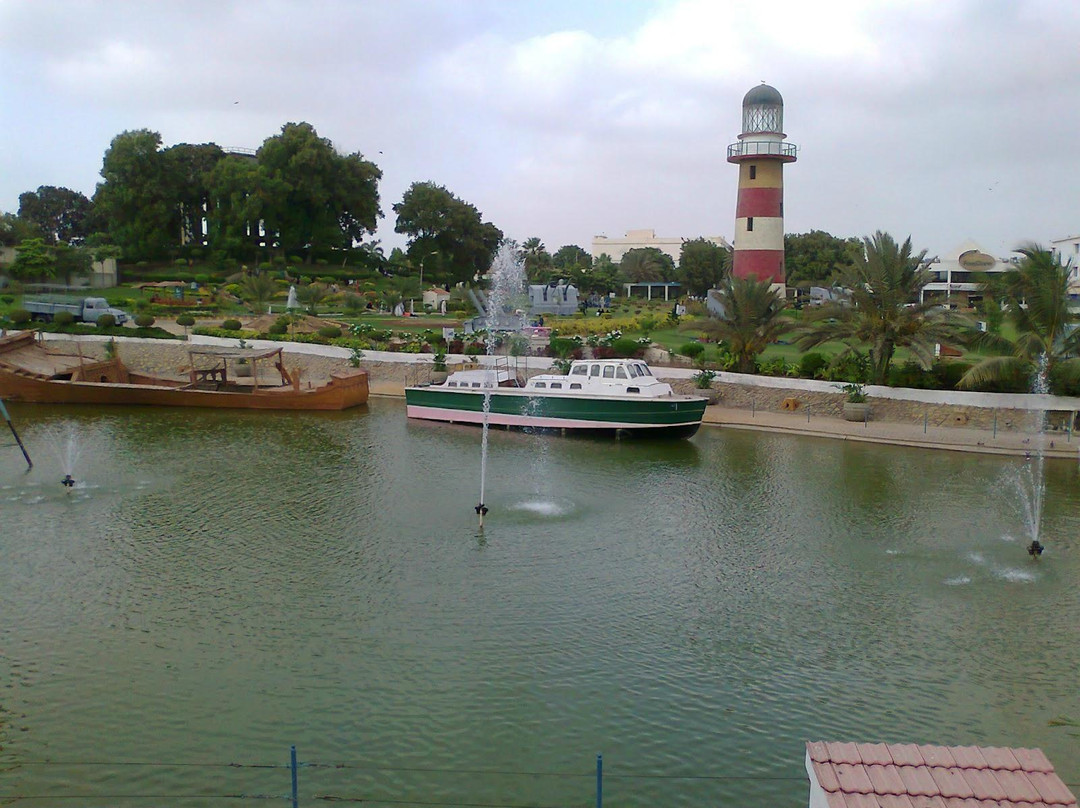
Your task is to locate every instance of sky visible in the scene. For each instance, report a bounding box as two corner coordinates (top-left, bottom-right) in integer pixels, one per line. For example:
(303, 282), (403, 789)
(1, 0), (1078, 261)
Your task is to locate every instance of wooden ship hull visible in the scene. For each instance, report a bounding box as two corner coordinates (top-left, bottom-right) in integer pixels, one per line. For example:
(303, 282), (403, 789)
(0, 332), (368, 411)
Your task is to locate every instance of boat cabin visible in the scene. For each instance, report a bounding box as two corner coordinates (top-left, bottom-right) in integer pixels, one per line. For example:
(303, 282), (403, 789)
(525, 359), (675, 398)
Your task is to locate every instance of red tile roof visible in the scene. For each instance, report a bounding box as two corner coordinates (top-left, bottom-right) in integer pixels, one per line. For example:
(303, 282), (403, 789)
(806, 742), (1077, 808)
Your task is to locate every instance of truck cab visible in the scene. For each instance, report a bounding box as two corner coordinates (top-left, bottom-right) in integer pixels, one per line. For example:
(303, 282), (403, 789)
(81, 298), (128, 324)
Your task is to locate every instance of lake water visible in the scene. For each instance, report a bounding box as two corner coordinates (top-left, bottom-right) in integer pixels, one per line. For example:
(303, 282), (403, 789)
(2, 399), (1079, 807)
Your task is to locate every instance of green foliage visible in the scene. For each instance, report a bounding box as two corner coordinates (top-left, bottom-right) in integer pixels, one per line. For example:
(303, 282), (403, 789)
(838, 382), (867, 403)
(317, 325), (342, 338)
(221, 318), (242, 331)
(693, 367), (716, 389)
(97, 314), (116, 329)
(9, 237), (56, 280)
(680, 342), (705, 360)
(10, 308), (32, 325)
(678, 238), (729, 296)
(1, 295), (14, 304)
(18, 185), (92, 244)
(785, 230), (863, 287)
(176, 313), (195, 327)
(798, 231), (970, 385)
(619, 248), (674, 283)
(610, 337), (643, 358)
(519, 237), (554, 283)
(798, 351), (828, 378)
(700, 276), (788, 374)
(349, 346), (364, 367)
(94, 129), (175, 260)
(821, 351), (870, 383)
(268, 322), (288, 335)
(134, 314), (156, 328)
(53, 310), (76, 326)
(393, 181), (503, 286)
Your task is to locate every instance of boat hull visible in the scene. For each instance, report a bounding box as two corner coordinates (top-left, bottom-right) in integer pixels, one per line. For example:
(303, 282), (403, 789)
(405, 386), (706, 438)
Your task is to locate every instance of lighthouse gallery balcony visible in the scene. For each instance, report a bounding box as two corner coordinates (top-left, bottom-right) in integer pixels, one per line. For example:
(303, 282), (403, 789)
(727, 140), (798, 161)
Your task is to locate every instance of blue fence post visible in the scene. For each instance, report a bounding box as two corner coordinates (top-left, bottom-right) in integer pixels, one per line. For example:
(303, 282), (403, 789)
(596, 754), (603, 808)
(291, 745), (299, 808)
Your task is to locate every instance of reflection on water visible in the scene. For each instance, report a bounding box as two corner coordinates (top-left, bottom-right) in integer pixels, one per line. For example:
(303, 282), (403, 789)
(1, 400), (1078, 807)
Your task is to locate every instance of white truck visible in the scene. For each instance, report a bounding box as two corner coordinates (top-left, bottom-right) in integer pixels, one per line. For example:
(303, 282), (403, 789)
(24, 296), (129, 325)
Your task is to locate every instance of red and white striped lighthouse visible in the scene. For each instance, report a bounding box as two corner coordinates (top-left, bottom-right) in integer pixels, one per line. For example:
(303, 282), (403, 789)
(727, 83), (797, 285)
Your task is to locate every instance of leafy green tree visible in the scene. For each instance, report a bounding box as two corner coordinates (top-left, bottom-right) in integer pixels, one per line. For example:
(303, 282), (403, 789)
(207, 154), (282, 262)
(0, 211), (40, 246)
(162, 143), (225, 249)
(239, 272), (277, 313)
(297, 282), (329, 314)
(51, 243), (93, 284)
(552, 245), (591, 271)
(93, 129), (175, 260)
(785, 230), (862, 287)
(17, 186), (92, 244)
(797, 231), (967, 385)
(678, 238), (729, 296)
(9, 237), (56, 281)
(579, 253), (620, 296)
(519, 236), (553, 282)
(619, 248), (674, 283)
(257, 122), (381, 261)
(393, 181), (503, 286)
(959, 244), (1080, 393)
(700, 276), (789, 373)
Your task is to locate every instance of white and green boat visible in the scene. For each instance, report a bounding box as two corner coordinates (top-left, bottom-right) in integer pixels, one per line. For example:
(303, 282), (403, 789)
(405, 359), (707, 439)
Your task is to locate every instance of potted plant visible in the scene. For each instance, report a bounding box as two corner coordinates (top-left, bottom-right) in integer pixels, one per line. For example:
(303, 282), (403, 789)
(838, 382), (869, 421)
(431, 347), (449, 384)
(235, 338), (253, 377)
(692, 364), (720, 405)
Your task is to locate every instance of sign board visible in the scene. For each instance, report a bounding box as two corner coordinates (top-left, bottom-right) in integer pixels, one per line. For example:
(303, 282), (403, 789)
(958, 250), (996, 271)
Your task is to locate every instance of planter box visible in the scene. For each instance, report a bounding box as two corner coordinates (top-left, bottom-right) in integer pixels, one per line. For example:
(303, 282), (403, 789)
(843, 401), (870, 421)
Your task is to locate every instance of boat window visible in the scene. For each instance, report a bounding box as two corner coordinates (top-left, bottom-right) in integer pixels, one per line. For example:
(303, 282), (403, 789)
(628, 365), (640, 377)
(472, 382), (482, 388)
(535, 382), (546, 388)
(615, 367), (628, 379)
(570, 383), (582, 389)
(448, 381), (457, 387)
(589, 365), (601, 377)
(571, 365), (588, 376)
(602, 366), (615, 378)
(550, 382), (562, 389)
(627, 387), (640, 393)
(639, 364), (653, 376)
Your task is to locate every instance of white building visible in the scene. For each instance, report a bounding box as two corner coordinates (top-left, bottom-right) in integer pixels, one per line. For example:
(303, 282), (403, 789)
(1050, 234), (1080, 296)
(920, 239), (1016, 307)
(591, 229), (729, 264)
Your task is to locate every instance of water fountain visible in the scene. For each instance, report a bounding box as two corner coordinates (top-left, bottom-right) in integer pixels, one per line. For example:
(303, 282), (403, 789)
(475, 244), (529, 525)
(47, 424), (83, 490)
(286, 285), (299, 310)
(1020, 353), (1049, 558)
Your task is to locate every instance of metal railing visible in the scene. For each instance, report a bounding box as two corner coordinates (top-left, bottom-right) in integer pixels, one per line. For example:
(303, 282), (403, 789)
(727, 141), (798, 159)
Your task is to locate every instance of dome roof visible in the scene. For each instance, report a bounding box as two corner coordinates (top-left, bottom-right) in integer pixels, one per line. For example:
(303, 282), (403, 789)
(743, 83), (783, 107)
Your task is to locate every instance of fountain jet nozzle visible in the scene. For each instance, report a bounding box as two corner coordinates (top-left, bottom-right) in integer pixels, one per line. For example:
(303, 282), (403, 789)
(1027, 540), (1044, 558)
(475, 503), (489, 516)
(61, 474), (75, 489)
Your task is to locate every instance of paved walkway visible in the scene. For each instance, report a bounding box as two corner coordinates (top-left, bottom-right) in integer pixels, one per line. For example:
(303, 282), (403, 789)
(701, 405), (1079, 461)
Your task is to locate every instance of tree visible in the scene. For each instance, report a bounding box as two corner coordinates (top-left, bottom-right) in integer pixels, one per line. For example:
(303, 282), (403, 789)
(519, 237), (553, 283)
(553, 245), (591, 271)
(239, 272), (277, 313)
(678, 238), (728, 296)
(700, 276), (789, 373)
(785, 230), (863, 287)
(17, 186), (92, 244)
(797, 231), (968, 385)
(207, 154), (283, 262)
(51, 243), (92, 284)
(93, 129), (175, 260)
(959, 244), (1080, 393)
(580, 253), (620, 296)
(0, 211), (40, 247)
(257, 122), (381, 261)
(393, 181), (503, 286)
(619, 248), (674, 283)
(8, 237), (56, 281)
(162, 143), (225, 249)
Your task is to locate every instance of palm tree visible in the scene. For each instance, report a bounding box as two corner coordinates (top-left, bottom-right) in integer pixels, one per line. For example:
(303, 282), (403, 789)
(959, 243), (1080, 392)
(700, 276), (788, 374)
(239, 272), (277, 313)
(519, 237), (552, 283)
(796, 231), (968, 385)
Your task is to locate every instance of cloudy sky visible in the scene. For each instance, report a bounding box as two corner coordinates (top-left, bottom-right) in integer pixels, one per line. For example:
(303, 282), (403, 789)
(1, 0), (1077, 260)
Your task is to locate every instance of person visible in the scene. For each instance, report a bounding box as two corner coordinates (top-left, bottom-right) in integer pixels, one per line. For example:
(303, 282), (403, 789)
(537, 314), (544, 326)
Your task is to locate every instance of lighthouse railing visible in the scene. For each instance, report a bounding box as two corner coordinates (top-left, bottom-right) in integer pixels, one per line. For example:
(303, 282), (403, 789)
(727, 141), (798, 159)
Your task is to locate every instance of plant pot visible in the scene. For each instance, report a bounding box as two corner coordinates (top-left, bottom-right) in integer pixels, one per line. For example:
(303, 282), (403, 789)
(697, 387), (721, 405)
(843, 401), (870, 421)
(431, 370), (448, 384)
(234, 362), (253, 377)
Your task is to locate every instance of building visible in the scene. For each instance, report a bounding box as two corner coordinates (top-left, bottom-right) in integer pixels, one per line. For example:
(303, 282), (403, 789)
(421, 287), (451, 313)
(528, 281), (578, 315)
(920, 240), (1015, 307)
(1050, 234), (1080, 297)
(727, 83), (797, 287)
(590, 229), (729, 264)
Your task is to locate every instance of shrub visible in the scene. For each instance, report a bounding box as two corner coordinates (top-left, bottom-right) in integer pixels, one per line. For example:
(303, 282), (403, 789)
(176, 314), (195, 328)
(221, 319), (242, 331)
(798, 352), (828, 379)
(680, 342), (705, 360)
(96, 314), (117, 328)
(268, 322), (287, 335)
(610, 337), (643, 358)
(317, 325), (342, 339)
(53, 311), (76, 326)
(10, 309), (32, 325)
(1, 295), (14, 304)
(134, 314), (156, 328)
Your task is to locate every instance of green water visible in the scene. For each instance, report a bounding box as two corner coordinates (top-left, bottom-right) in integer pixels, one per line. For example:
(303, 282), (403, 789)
(1, 400), (1078, 807)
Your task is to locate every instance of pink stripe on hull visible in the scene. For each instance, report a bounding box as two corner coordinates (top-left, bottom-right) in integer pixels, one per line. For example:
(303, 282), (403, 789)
(406, 405), (691, 430)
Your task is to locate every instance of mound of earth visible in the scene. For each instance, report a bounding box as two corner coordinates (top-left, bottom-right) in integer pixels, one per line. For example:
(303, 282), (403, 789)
(244, 314), (348, 334)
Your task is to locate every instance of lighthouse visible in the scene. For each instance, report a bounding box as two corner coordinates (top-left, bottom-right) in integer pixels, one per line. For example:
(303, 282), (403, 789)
(727, 83), (797, 287)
